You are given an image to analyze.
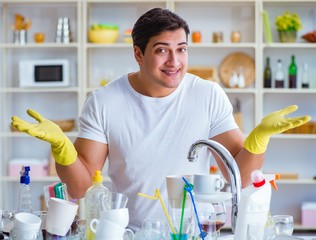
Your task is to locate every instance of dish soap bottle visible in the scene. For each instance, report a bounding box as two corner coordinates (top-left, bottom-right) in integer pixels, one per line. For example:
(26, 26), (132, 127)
(18, 166), (32, 213)
(85, 170), (111, 240)
(234, 170), (277, 240)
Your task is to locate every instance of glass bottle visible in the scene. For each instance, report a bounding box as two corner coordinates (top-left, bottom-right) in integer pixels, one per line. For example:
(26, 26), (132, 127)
(288, 55), (297, 88)
(275, 59), (285, 88)
(263, 57), (272, 88)
(301, 63), (310, 88)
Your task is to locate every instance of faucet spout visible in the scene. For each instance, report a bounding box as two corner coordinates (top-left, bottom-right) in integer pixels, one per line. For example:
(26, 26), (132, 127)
(187, 139), (242, 233)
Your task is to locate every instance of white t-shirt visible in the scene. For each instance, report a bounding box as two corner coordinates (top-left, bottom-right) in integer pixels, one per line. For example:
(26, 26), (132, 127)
(78, 73), (238, 230)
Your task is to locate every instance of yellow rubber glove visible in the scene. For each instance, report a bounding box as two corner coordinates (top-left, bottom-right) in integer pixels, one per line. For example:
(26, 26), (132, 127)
(11, 109), (77, 166)
(244, 105), (311, 154)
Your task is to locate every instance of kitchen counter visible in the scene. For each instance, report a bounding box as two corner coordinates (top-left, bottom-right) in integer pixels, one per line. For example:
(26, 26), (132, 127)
(219, 235), (316, 240)
(220, 229), (316, 239)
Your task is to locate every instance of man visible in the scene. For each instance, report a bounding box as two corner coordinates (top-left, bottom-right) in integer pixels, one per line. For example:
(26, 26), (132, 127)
(12, 8), (310, 230)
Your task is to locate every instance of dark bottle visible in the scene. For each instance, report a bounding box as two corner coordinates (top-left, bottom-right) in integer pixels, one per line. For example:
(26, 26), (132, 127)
(288, 55), (297, 88)
(263, 57), (272, 88)
(275, 59), (284, 88)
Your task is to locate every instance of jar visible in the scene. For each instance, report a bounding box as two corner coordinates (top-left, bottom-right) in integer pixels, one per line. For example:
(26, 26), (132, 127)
(231, 31), (241, 43)
(34, 32), (45, 43)
(213, 32), (223, 43)
(192, 31), (202, 43)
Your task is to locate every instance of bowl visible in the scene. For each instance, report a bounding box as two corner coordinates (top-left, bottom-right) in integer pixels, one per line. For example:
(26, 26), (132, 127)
(88, 25), (119, 44)
(123, 29), (133, 44)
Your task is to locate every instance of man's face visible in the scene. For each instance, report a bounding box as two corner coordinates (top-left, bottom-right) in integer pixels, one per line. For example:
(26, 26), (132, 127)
(134, 29), (188, 97)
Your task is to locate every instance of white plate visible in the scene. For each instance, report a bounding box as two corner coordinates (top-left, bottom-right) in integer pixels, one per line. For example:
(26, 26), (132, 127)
(194, 192), (232, 203)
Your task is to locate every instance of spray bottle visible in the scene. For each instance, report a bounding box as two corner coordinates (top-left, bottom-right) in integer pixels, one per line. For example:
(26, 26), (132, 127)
(234, 170), (279, 240)
(85, 170), (111, 240)
(18, 166), (32, 213)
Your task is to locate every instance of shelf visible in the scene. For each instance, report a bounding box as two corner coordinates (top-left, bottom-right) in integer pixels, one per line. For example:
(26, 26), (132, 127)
(1, 176), (60, 182)
(0, 87), (80, 93)
(0, 0), (316, 229)
(1, 0), (79, 3)
(263, 89), (316, 94)
(277, 179), (316, 185)
(0, 43), (80, 48)
(263, 43), (316, 48)
(272, 134), (316, 140)
(1, 131), (78, 138)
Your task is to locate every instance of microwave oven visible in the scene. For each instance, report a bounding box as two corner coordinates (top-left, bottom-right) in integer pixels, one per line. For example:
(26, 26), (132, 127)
(19, 59), (70, 87)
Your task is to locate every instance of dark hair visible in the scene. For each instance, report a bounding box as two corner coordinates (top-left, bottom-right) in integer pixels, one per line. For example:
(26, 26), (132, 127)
(132, 8), (190, 54)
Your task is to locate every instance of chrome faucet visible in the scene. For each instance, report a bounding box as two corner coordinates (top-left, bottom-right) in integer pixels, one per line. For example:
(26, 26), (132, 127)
(187, 139), (242, 233)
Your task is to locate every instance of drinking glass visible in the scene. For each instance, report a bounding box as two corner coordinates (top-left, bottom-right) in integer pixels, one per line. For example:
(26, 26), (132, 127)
(273, 215), (294, 236)
(141, 219), (169, 240)
(212, 202), (227, 237)
(198, 211), (216, 239)
(168, 201), (195, 240)
(2, 210), (16, 233)
(247, 223), (265, 240)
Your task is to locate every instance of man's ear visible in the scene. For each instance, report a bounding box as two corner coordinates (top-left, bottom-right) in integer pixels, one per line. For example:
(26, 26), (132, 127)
(134, 46), (143, 65)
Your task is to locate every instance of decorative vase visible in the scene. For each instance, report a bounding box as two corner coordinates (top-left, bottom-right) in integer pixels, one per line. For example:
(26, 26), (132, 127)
(278, 31), (297, 43)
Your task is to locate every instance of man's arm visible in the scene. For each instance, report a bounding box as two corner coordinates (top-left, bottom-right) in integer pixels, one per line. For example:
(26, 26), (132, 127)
(211, 128), (264, 188)
(56, 138), (108, 199)
(211, 105), (311, 188)
(11, 109), (108, 199)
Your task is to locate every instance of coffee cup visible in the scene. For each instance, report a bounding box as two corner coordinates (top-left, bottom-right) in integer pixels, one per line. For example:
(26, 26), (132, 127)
(13, 212), (41, 231)
(100, 207), (129, 227)
(10, 228), (40, 240)
(46, 197), (78, 236)
(90, 218), (134, 239)
(11, 212), (42, 240)
(166, 175), (193, 208)
(193, 174), (225, 195)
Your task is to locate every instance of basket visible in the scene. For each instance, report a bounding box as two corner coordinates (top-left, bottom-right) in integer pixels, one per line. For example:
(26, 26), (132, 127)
(11, 119), (75, 132)
(52, 119), (75, 132)
(283, 122), (316, 134)
(187, 66), (219, 82)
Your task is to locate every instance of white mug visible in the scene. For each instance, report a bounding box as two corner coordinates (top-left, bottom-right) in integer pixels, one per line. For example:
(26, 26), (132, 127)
(193, 174), (225, 195)
(10, 228), (40, 240)
(13, 212), (42, 231)
(46, 198), (78, 236)
(166, 175), (193, 208)
(11, 212), (42, 240)
(100, 207), (129, 227)
(90, 218), (134, 239)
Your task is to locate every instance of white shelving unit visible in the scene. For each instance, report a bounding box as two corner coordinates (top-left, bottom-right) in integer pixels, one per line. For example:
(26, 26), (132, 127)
(259, 0), (316, 229)
(0, 0), (315, 230)
(0, 0), (82, 212)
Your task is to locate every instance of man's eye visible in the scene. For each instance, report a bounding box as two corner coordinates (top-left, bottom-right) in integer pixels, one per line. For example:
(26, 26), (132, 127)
(179, 48), (187, 53)
(158, 48), (167, 53)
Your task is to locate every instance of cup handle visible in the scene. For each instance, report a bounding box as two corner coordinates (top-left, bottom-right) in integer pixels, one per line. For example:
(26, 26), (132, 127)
(90, 219), (99, 234)
(124, 228), (135, 239)
(216, 178), (225, 191)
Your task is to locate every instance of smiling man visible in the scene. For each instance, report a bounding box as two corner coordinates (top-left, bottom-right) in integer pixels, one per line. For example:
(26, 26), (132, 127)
(12, 8), (310, 231)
